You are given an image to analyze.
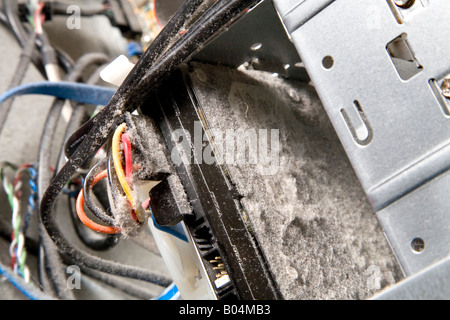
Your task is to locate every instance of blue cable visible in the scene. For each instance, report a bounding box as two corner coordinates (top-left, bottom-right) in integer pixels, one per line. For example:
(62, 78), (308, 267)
(24, 166), (37, 232)
(0, 81), (116, 107)
(127, 42), (144, 58)
(155, 283), (180, 300)
(0, 262), (55, 300)
(151, 215), (188, 242)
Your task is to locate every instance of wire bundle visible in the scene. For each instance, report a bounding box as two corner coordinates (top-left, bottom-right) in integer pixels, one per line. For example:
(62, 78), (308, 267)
(0, 163), (37, 284)
(75, 122), (149, 236)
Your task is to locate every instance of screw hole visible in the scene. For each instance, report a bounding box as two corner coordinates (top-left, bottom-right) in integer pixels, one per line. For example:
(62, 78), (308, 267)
(395, 0), (416, 9)
(250, 43), (262, 51)
(411, 237), (425, 254)
(322, 56), (334, 69)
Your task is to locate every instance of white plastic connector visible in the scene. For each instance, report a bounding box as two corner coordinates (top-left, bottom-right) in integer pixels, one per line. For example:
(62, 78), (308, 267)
(148, 221), (217, 300)
(100, 55), (135, 87)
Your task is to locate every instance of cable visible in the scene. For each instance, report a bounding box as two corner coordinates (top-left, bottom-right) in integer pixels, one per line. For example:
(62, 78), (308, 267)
(3, 0), (43, 73)
(151, 215), (188, 242)
(2, 0), (73, 76)
(0, 163), (31, 283)
(122, 133), (133, 181)
(0, 81), (116, 107)
(82, 161), (116, 226)
(67, 183), (121, 251)
(36, 97), (76, 300)
(76, 169), (121, 234)
(0, 261), (55, 300)
(66, 53), (110, 84)
(64, 0), (206, 159)
(37, 32), (61, 82)
(73, 265), (158, 300)
(10, 164), (38, 283)
(24, 167), (38, 236)
(65, 0), (259, 162)
(56, 57), (117, 253)
(155, 282), (180, 300)
(55, 55), (110, 173)
(35, 54), (112, 299)
(0, 32), (36, 135)
(40, 0), (257, 289)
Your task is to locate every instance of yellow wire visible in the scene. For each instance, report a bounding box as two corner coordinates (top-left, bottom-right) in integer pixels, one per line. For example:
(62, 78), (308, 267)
(112, 123), (135, 207)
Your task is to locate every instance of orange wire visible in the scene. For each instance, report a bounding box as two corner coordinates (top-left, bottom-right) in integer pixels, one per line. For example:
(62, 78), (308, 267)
(76, 170), (121, 234)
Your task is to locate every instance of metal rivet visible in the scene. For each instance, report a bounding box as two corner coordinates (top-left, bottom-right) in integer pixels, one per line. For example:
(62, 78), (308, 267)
(394, 0), (415, 9)
(441, 79), (450, 99)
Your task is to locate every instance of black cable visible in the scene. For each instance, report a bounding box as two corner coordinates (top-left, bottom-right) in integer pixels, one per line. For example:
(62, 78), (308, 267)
(67, 183), (121, 251)
(3, 0), (46, 76)
(61, 55), (123, 252)
(0, 32), (36, 135)
(82, 160), (116, 227)
(33, 27), (69, 298)
(55, 57), (110, 174)
(68, 263), (158, 300)
(65, 53), (110, 84)
(64, 0), (206, 159)
(37, 98), (76, 300)
(3, 0), (74, 76)
(3, 0), (31, 49)
(36, 53), (112, 298)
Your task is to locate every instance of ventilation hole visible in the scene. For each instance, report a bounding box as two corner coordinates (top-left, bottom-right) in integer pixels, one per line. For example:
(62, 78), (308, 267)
(411, 237), (425, 253)
(386, 33), (423, 81)
(322, 56), (334, 69)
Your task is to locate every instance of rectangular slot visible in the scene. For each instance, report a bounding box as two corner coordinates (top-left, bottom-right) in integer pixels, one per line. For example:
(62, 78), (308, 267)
(386, 33), (423, 81)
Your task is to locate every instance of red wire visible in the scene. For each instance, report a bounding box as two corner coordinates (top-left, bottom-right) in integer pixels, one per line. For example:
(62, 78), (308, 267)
(122, 133), (133, 181)
(121, 133), (138, 222)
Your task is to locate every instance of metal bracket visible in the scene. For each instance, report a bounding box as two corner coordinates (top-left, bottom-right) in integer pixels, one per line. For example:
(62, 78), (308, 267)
(273, 0), (450, 277)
